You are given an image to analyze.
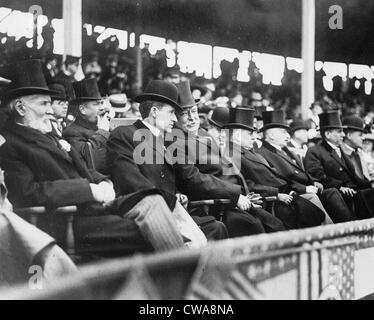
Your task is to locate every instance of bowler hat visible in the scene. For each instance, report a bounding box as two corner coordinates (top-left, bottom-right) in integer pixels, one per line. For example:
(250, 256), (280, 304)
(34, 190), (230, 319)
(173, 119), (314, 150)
(319, 111), (345, 130)
(48, 83), (69, 101)
(208, 107), (230, 128)
(177, 80), (199, 108)
(134, 80), (182, 111)
(342, 115), (365, 132)
(261, 110), (290, 132)
(225, 107), (256, 131)
(289, 119), (309, 134)
(71, 78), (102, 103)
(254, 106), (267, 120)
(1, 59), (57, 102)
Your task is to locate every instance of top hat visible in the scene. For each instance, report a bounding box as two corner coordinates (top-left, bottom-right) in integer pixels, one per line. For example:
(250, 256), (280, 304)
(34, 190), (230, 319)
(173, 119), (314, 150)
(319, 111), (345, 130)
(134, 80), (182, 111)
(289, 119), (309, 134)
(254, 106), (267, 120)
(71, 78), (102, 103)
(177, 80), (199, 109)
(1, 59), (57, 103)
(208, 107), (230, 129)
(225, 107), (256, 131)
(109, 93), (131, 113)
(261, 110), (290, 132)
(48, 83), (69, 101)
(342, 115), (365, 132)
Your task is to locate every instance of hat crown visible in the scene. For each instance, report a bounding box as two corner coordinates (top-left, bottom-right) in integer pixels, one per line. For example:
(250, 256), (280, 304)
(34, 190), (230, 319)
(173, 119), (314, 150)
(177, 80), (198, 108)
(72, 78), (101, 100)
(262, 110), (287, 126)
(319, 111), (343, 129)
(6, 59), (48, 90)
(210, 107), (230, 127)
(144, 80), (178, 103)
(48, 83), (68, 100)
(290, 119), (309, 132)
(342, 115), (364, 131)
(228, 107), (255, 129)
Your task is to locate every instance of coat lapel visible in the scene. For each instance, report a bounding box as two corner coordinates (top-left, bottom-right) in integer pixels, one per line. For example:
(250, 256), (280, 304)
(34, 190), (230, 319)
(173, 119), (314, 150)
(6, 122), (73, 163)
(134, 120), (173, 166)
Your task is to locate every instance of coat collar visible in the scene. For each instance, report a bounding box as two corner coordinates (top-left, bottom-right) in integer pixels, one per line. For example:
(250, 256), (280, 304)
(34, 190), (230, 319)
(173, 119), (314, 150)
(321, 140), (350, 170)
(133, 120), (173, 165)
(262, 140), (303, 170)
(74, 114), (98, 131)
(3, 121), (73, 163)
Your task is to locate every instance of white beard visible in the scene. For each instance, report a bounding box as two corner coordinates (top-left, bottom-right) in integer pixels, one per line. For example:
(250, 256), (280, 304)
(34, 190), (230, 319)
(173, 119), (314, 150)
(29, 119), (53, 134)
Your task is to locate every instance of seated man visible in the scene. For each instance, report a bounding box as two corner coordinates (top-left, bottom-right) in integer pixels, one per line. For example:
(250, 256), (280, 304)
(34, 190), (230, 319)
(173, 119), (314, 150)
(63, 78), (111, 173)
(48, 83), (69, 138)
(287, 119), (309, 161)
(305, 111), (374, 219)
(225, 108), (351, 229)
(166, 81), (285, 237)
(0, 59), (187, 258)
(107, 80), (228, 242)
(258, 110), (355, 224)
(341, 115), (373, 183)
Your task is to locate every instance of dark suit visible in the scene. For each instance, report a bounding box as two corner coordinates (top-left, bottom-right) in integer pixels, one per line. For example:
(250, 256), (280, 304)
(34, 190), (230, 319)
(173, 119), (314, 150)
(258, 141), (356, 223)
(230, 143), (325, 228)
(305, 140), (374, 219)
(63, 115), (109, 174)
(106, 120), (228, 240)
(164, 127), (285, 236)
(0, 120), (163, 257)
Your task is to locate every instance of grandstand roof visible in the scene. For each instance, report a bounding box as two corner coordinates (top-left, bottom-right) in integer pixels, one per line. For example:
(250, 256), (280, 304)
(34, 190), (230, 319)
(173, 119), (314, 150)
(4, 0), (374, 64)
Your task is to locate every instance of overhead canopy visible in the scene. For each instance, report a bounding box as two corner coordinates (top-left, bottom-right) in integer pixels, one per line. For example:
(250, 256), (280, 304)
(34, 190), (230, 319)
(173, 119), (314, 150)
(3, 0), (374, 65)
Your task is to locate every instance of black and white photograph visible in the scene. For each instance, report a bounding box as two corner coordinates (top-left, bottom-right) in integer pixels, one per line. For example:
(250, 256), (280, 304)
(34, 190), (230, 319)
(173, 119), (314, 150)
(0, 0), (374, 305)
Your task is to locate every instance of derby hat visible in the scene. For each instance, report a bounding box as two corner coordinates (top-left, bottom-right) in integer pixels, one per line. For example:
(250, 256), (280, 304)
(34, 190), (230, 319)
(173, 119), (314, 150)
(48, 83), (69, 101)
(342, 115), (365, 132)
(225, 107), (256, 131)
(134, 80), (182, 111)
(1, 59), (57, 102)
(254, 106), (267, 120)
(177, 80), (199, 109)
(109, 93), (131, 113)
(289, 119), (309, 134)
(71, 78), (102, 103)
(208, 106), (230, 128)
(319, 111), (346, 130)
(261, 110), (290, 132)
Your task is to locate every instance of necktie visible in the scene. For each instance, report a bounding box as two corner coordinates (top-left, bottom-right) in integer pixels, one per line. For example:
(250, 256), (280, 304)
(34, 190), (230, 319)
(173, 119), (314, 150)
(335, 148), (342, 159)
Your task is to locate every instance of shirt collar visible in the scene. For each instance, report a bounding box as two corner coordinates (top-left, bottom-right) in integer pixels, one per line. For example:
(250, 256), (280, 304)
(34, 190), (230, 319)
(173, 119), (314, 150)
(142, 120), (161, 137)
(343, 142), (355, 154)
(269, 142), (283, 151)
(327, 141), (340, 151)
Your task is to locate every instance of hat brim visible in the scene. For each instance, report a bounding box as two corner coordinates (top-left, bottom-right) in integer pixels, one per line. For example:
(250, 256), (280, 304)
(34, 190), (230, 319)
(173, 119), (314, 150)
(208, 118), (224, 129)
(112, 104), (131, 113)
(134, 93), (182, 111)
(318, 125), (347, 131)
(181, 99), (200, 109)
(224, 123), (256, 131)
(3, 87), (59, 101)
(50, 95), (70, 101)
(70, 97), (102, 104)
(290, 126), (309, 133)
(260, 124), (290, 132)
(343, 125), (365, 132)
